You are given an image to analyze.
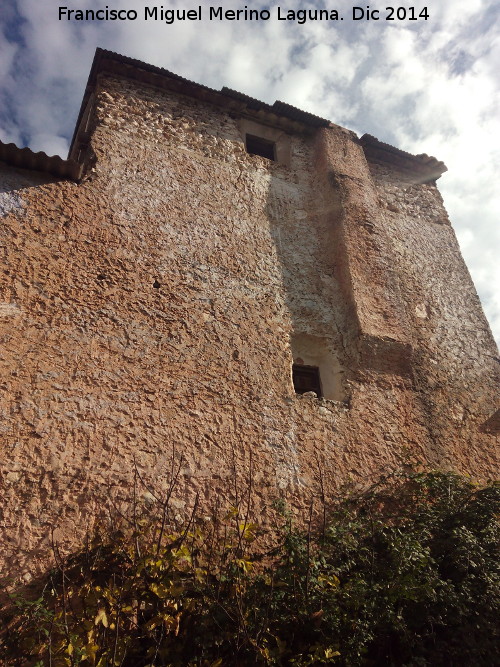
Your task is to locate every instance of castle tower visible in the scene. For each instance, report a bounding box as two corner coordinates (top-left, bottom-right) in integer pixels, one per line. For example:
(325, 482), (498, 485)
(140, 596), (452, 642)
(0, 49), (498, 578)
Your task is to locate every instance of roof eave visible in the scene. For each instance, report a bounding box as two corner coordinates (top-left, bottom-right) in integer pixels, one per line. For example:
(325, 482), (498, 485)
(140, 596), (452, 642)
(0, 140), (83, 182)
(360, 133), (447, 182)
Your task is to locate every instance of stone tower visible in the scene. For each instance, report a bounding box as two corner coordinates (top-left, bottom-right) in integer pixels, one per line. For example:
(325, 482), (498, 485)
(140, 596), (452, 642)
(0, 49), (498, 578)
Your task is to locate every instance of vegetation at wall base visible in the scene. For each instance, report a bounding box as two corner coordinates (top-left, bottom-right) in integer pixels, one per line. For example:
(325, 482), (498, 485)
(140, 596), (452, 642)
(1, 469), (498, 666)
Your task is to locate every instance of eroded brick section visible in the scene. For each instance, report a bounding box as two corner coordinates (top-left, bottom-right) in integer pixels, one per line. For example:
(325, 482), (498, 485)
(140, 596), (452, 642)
(0, 74), (498, 580)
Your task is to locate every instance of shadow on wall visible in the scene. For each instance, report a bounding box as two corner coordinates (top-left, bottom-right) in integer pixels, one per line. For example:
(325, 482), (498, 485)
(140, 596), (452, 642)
(0, 165), (57, 216)
(252, 126), (350, 403)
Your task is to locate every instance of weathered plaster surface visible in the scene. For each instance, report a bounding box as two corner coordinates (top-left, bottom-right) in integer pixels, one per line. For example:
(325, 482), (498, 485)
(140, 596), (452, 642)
(0, 75), (498, 579)
(367, 159), (499, 471)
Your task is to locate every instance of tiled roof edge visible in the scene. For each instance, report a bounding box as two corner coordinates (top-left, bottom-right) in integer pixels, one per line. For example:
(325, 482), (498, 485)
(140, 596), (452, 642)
(0, 140), (83, 181)
(220, 87), (329, 127)
(360, 133), (447, 181)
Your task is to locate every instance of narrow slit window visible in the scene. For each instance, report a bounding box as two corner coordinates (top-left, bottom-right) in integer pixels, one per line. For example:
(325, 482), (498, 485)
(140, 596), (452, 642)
(245, 134), (276, 161)
(292, 364), (322, 397)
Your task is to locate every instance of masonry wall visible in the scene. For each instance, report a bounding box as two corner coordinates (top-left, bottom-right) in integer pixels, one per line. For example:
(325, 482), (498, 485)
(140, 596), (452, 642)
(366, 159), (499, 469)
(0, 74), (498, 580)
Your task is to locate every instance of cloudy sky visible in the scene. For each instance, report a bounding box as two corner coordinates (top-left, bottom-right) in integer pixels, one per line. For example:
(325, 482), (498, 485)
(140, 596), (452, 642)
(1, 0), (499, 344)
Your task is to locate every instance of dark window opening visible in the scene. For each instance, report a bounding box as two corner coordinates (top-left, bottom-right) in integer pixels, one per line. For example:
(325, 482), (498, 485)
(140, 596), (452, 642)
(245, 134), (276, 161)
(292, 364), (322, 397)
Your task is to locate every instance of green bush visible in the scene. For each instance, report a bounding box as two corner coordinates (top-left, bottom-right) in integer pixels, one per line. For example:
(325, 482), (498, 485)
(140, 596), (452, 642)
(1, 470), (498, 666)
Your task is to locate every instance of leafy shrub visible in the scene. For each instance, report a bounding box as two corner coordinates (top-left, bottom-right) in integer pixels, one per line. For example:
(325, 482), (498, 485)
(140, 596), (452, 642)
(1, 470), (498, 665)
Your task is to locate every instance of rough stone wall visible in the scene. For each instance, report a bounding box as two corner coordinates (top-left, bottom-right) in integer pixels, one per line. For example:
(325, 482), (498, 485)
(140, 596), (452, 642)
(366, 159), (499, 472)
(0, 74), (498, 580)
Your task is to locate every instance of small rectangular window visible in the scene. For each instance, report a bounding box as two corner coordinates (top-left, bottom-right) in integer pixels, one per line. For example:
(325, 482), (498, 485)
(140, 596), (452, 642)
(292, 364), (322, 397)
(245, 134), (276, 161)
